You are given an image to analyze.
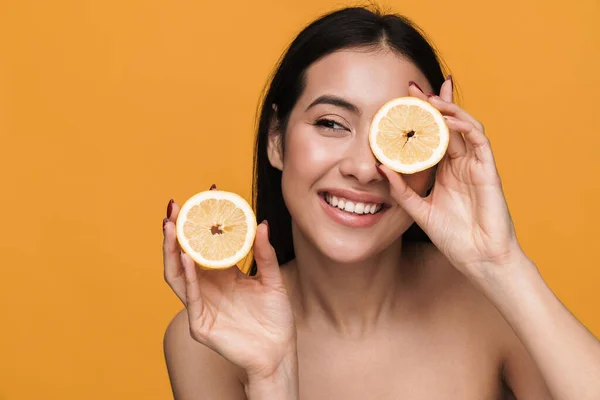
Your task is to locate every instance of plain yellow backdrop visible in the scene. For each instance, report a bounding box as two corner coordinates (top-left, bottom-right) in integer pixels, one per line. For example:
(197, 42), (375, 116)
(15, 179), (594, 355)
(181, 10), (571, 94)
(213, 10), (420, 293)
(1, 0), (599, 398)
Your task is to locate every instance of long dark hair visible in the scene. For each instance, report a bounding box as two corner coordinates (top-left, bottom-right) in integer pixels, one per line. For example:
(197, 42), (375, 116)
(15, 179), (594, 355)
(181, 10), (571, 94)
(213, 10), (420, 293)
(250, 6), (448, 274)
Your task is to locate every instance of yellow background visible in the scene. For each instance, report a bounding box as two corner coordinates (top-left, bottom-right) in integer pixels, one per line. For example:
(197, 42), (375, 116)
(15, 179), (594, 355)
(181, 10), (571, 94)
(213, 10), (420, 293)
(1, 0), (599, 398)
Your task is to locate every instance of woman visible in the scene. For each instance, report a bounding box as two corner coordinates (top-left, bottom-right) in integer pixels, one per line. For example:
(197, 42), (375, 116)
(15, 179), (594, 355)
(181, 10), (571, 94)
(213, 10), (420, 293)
(162, 6), (600, 399)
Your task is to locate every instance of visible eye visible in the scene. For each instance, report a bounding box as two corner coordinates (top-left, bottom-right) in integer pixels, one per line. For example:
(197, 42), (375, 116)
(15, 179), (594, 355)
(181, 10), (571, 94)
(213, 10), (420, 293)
(314, 118), (348, 131)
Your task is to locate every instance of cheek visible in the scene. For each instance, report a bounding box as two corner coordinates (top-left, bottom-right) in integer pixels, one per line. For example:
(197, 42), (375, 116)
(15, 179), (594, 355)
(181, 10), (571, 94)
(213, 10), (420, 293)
(282, 125), (342, 180)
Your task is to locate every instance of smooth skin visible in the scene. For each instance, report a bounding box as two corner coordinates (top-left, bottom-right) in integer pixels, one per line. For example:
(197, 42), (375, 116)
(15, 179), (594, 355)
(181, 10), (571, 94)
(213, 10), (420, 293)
(163, 49), (600, 399)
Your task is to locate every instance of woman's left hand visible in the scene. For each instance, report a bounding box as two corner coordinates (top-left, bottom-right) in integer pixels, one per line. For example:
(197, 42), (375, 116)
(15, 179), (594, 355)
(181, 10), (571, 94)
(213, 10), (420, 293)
(377, 77), (525, 279)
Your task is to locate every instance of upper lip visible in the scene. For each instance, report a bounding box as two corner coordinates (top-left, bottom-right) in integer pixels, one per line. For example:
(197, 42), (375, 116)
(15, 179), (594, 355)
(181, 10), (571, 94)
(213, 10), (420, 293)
(319, 188), (389, 205)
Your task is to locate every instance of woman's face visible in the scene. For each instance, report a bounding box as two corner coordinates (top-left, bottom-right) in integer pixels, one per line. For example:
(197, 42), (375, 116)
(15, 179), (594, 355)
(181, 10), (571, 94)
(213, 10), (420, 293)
(268, 48), (435, 263)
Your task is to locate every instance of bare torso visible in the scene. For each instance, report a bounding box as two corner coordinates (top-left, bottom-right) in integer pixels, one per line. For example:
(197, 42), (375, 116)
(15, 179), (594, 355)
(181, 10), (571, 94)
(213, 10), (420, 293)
(165, 242), (544, 399)
(285, 242), (512, 399)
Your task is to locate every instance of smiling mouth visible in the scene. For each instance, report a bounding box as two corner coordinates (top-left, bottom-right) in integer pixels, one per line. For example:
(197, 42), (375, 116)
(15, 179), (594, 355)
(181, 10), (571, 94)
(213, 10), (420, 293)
(320, 192), (386, 215)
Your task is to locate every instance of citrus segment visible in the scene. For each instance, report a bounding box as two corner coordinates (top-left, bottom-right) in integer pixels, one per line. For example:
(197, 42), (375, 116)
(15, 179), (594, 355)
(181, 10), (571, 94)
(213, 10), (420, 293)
(369, 97), (449, 174)
(176, 190), (257, 269)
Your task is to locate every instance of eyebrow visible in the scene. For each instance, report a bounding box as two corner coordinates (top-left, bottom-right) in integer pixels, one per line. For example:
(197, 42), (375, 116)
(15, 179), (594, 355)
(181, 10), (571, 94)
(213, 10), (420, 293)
(305, 95), (361, 115)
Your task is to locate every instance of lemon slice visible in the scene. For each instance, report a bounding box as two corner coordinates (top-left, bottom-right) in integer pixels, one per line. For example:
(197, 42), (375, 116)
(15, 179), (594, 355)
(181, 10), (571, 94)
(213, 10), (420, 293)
(369, 97), (449, 174)
(176, 190), (257, 269)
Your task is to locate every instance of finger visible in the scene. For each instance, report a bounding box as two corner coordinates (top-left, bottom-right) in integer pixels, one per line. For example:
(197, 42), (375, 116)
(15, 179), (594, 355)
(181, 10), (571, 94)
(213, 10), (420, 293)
(408, 81), (428, 101)
(445, 128), (467, 160)
(163, 218), (186, 304)
(253, 221), (283, 287)
(377, 164), (431, 228)
(427, 95), (485, 134)
(443, 116), (494, 164)
(439, 75), (453, 103)
(437, 76), (466, 159)
(166, 199), (180, 223)
(181, 252), (205, 321)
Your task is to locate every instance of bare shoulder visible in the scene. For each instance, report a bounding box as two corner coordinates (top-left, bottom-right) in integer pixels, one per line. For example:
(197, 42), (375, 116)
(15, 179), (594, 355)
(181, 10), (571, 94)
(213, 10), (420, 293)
(414, 242), (512, 344)
(163, 309), (247, 400)
(416, 243), (551, 397)
(416, 241), (521, 345)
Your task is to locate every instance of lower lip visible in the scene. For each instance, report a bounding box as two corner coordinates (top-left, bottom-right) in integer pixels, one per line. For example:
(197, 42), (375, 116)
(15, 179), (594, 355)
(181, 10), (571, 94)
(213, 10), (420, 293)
(319, 195), (386, 228)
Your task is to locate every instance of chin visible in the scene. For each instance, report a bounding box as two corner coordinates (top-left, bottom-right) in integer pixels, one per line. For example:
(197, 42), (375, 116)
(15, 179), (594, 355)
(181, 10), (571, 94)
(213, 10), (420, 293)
(313, 234), (394, 265)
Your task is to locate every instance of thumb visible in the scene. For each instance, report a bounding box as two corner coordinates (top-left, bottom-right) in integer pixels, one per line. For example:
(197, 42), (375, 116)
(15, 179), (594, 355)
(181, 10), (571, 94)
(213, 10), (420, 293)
(377, 164), (431, 228)
(253, 221), (283, 287)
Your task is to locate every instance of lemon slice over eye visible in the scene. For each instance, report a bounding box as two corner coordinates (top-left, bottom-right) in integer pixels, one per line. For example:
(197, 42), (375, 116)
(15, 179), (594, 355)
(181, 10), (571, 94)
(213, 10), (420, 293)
(369, 97), (449, 174)
(176, 190), (257, 269)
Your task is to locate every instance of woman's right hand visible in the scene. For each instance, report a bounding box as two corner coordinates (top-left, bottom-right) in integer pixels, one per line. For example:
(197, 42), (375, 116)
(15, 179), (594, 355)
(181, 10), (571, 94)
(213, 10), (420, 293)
(162, 194), (297, 382)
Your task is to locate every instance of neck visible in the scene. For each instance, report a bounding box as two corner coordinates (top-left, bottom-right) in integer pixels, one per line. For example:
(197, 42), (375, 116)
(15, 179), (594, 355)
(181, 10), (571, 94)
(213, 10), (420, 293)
(285, 225), (417, 337)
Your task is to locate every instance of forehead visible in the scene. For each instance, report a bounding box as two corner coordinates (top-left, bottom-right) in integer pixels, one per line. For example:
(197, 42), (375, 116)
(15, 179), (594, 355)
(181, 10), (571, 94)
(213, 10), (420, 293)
(300, 49), (429, 112)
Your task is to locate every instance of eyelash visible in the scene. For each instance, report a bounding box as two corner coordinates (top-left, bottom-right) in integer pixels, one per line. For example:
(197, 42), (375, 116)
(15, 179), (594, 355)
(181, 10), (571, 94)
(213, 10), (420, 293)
(314, 118), (347, 131)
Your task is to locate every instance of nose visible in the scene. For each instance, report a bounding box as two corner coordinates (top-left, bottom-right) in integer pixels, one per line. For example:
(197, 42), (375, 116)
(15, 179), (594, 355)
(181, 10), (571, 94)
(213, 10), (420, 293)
(338, 134), (383, 185)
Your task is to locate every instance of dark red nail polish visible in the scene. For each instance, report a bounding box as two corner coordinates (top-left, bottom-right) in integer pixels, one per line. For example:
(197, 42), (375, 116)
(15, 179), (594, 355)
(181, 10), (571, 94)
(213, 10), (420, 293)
(446, 74), (452, 82)
(427, 93), (437, 98)
(409, 81), (423, 92)
(163, 217), (169, 229)
(166, 199), (174, 218)
(263, 220), (270, 237)
(209, 184), (217, 190)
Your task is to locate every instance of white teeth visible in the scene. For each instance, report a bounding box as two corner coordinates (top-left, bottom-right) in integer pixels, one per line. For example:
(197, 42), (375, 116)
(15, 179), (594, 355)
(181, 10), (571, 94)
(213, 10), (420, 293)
(324, 194), (383, 215)
(354, 203), (364, 214)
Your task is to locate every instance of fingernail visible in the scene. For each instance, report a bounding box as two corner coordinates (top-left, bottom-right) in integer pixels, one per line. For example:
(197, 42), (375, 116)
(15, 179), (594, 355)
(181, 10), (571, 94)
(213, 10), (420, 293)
(167, 199), (174, 218)
(163, 217), (169, 230)
(209, 184), (217, 190)
(446, 74), (452, 82)
(375, 164), (388, 180)
(409, 81), (423, 92)
(427, 93), (437, 98)
(263, 220), (270, 237)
